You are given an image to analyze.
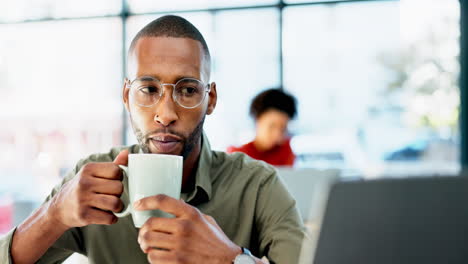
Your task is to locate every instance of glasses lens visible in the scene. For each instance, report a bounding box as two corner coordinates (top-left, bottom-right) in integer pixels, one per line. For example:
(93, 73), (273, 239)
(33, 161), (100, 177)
(174, 79), (206, 108)
(131, 77), (161, 107)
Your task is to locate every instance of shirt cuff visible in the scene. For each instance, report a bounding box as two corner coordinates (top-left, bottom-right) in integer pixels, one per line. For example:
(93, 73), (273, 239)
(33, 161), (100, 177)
(0, 228), (17, 264)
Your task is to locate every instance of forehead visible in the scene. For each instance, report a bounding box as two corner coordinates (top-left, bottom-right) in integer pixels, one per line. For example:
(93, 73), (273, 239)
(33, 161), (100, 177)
(128, 37), (208, 81)
(259, 109), (290, 123)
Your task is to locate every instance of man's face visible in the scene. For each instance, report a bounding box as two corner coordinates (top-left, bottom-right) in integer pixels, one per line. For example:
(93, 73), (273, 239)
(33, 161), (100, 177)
(123, 37), (217, 159)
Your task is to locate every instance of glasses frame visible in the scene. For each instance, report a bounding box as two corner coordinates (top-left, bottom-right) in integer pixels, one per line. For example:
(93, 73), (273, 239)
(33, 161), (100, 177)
(126, 76), (211, 109)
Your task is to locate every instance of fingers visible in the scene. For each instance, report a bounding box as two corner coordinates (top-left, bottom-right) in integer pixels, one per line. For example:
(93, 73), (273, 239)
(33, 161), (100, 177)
(80, 207), (117, 226)
(81, 162), (123, 180)
(80, 149), (129, 180)
(138, 231), (176, 253)
(89, 177), (124, 196)
(139, 217), (179, 235)
(113, 149), (129, 166)
(147, 249), (179, 264)
(89, 193), (123, 213)
(134, 194), (196, 218)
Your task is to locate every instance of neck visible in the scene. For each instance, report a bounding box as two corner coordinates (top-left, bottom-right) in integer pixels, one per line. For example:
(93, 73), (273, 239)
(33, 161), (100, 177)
(253, 137), (270, 152)
(181, 136), (202, 192)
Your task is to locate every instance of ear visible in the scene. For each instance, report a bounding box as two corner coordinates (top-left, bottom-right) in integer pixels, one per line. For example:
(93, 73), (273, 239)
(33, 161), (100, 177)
(206, 82), (217, 115)
(123, 78), (130, 112)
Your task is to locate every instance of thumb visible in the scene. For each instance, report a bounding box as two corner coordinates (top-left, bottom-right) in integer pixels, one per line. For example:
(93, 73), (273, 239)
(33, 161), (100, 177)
(113, 149), (129, 166)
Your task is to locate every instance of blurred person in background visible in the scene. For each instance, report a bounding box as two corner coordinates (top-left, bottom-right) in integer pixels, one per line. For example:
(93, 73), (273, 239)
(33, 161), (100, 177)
(228, 88), (297, 167)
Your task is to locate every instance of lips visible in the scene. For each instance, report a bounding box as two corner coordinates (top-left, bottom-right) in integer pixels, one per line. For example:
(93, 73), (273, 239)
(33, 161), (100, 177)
(149, 134), (182, 153)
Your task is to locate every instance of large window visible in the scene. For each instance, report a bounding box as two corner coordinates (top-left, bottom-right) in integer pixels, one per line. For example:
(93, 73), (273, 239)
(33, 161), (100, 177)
(284, 0), (460, 177)
(0, 18), (123, 238)
(0, 1), (461, 259)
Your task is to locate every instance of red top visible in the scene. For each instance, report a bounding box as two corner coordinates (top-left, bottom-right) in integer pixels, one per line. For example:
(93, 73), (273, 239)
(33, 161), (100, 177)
(227, 139), (295, 166)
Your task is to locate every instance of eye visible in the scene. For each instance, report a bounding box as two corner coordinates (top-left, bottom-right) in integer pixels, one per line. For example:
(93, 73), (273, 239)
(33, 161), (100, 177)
(181, 86), (198, 95)
(177, 85), (201, 97)
(138, 86), (159, 94)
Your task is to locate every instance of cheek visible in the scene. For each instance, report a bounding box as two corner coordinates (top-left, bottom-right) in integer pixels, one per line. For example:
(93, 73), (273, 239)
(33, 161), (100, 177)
(273, 129), (285, 141)
(181, 110), (205, 129)
(130, 106), (155, 127)
(257, 123), (272, 138)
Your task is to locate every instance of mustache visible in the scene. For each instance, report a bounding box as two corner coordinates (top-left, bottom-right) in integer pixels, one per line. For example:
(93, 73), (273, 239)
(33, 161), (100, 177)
(143, 128), (186, 142)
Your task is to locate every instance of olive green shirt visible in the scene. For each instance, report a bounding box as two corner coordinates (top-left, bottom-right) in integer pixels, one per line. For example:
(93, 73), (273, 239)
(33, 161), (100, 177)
(0, 133), (305, 264)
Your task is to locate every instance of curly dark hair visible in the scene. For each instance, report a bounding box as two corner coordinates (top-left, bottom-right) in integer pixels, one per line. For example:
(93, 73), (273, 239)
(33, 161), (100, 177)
(249, 88), (297, 120)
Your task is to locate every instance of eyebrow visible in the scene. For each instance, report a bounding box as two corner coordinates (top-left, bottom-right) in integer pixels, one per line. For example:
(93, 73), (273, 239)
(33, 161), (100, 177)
(137, 75), (202, 83)
(139, 76), (157, 81)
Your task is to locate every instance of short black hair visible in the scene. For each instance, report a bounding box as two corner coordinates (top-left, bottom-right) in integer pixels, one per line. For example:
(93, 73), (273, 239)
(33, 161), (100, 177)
(128, 15), (211, 67)
(250, 88), (297, 120)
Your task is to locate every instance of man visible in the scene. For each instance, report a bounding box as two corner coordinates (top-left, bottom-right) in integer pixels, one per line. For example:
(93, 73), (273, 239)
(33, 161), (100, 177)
(0, 15), (305, 264)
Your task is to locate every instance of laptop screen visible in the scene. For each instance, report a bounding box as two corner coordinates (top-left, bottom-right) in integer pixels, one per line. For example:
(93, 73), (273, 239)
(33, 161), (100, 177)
(313, 176), (468, 264)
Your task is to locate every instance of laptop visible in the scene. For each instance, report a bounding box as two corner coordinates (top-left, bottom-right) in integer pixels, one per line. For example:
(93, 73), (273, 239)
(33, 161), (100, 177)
(310, 176), (468, 264)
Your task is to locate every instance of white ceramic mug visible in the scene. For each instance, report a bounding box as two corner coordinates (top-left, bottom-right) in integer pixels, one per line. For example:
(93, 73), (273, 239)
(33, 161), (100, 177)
(114, 153), (183, 227)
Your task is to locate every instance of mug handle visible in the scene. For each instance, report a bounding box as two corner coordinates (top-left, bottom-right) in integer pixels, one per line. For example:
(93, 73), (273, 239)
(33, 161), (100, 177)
(114, 165), (131, 218)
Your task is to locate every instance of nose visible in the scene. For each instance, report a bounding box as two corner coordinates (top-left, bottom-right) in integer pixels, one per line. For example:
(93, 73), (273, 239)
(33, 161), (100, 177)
(154, 86), (178, 127)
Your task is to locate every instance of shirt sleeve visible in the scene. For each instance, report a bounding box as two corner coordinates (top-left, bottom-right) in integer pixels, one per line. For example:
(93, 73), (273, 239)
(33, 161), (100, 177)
(35, 227), (85, 264)
(255, 171), (306, 264)
(0, 228), (16, 264)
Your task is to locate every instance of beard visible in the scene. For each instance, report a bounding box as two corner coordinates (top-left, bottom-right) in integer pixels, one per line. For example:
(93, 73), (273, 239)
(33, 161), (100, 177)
(130, 114), (205, 161)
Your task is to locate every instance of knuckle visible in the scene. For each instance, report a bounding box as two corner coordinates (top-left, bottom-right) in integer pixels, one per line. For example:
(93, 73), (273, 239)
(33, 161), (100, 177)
(147, 251), (156, 263)
(77, 208), (89, 222)
(174, 238), (184, 250)
(108, 196), (122, 212)
(205, 215), (215, 223)
(174, 254), (186, 264)
(141, 230), (152, 242)
(77, 175), (93, 192)
(76, 193), (87, 205)
(115, 181), (124, 194)
(155, 194), (167, 204)
(109, 165), (121, 179)
(74, 188), (87, 202)
(148, 217), (158, 227)
(177, 219), (192, 236)
(104, 214), (115, 225)
(141, 217), (155, 230)
(187, 207), (201, 220)
(80, 163), (95, 175)
(138, 225), (149, 237)
(114, 199), (124, 212)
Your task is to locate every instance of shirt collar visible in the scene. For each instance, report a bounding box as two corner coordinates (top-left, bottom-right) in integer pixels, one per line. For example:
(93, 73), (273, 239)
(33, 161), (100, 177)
(185, 131), (212, 204)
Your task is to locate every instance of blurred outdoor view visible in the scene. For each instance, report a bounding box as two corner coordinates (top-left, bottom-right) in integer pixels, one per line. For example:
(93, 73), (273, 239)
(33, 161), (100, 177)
(0, 0), (460, 256)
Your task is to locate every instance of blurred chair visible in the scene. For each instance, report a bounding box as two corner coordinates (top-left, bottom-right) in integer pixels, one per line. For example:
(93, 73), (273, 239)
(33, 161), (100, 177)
(275, 168), (340, 264)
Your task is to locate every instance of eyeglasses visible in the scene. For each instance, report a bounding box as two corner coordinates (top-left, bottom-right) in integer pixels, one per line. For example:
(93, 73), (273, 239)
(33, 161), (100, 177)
(127, 76), (211, 109)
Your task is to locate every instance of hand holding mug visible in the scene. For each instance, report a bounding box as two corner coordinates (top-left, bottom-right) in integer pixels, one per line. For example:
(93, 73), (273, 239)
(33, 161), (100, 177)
(48, 150), (129, 229)
(135, 194), (242, 264)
